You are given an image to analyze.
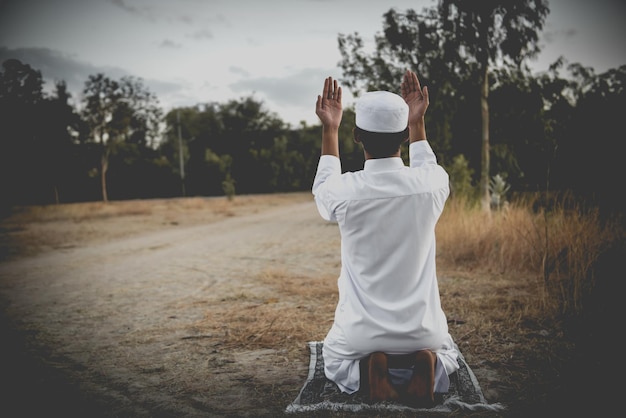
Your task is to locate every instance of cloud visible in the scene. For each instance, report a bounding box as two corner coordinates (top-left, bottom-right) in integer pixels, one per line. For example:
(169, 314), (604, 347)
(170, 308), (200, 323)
(0, 47), (129, 94)
(108, 0), (138, 14)
(159, 39), (182, 49)
(178, 15), (194, 25)
(0, 48), (344, 126)
(229, 66), (250, 77)
(227, 67), (360, 126)
(0, 47), (181, 104)
(230, 67), (346, 109)
(107, 0), (155, 20)
(108, 0), (196, 26)
(543, 28), (578, 44)
(188, 29), (213, 40)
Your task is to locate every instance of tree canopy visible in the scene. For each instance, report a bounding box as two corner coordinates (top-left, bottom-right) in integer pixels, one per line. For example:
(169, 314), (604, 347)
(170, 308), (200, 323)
(339, 0), (550, 212)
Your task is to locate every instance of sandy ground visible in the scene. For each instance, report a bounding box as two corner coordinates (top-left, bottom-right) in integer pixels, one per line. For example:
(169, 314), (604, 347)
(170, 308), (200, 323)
(3, 192), (605, 417)
(1, 193), (346, 417)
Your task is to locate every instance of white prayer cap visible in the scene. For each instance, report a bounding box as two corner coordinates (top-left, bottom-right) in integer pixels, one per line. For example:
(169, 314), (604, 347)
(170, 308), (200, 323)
(355, 91), (409, 133)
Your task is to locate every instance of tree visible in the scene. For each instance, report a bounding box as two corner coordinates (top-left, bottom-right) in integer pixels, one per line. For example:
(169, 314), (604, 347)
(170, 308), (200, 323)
(552, 64), (626, 217)
(489, 66), (552, 193)
(0, 59), (45, 207)
(216, 97), (288, 194)
(162, 104), (225, 197)
(82, 74), (120, 202)
(338, 0), (549, 212)
(39, 81), (85, 203)
(162, 96), (340, 197)
(438, 0), (549, 212)
(82, 74), (162, 201)
(117, 77), (163, 148)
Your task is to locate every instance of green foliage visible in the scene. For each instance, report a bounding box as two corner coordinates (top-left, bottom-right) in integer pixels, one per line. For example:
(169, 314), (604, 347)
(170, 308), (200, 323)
(0, 59), (44, 206)
(446, 154), (477, 202)
(0, 60), (86, 206)
(222, 174), (236, 200)
(439, 0), (549, 67)
(81, 74), (163, 201)
(160, 97), (326, 197)
(340, 0), (550, 212)
(0, 59), (44, 104)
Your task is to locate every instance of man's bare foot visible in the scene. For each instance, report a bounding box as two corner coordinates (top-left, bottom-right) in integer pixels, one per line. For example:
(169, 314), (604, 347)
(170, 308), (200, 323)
(367, 352), (400, 403)
(405, 350), (436, 408)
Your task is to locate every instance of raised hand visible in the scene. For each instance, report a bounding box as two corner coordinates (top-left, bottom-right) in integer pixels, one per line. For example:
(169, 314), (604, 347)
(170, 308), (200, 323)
(315, 76), (343, 130)
(401, 70), (429, 124)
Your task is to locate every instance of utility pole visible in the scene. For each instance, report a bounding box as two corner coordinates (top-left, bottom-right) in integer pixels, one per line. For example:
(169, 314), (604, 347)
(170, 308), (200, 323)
(177, 110), (186, 197)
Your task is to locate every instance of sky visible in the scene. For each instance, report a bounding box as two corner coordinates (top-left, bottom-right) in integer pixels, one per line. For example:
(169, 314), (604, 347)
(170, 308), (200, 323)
(1, 0), (625, 127)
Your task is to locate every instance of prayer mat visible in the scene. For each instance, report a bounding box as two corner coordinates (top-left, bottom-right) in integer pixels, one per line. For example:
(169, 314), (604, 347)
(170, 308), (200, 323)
(286, 341), (505, 414)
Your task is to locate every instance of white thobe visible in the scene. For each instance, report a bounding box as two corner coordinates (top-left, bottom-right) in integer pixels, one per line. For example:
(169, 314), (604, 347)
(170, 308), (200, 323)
(312, 140), (459, 394)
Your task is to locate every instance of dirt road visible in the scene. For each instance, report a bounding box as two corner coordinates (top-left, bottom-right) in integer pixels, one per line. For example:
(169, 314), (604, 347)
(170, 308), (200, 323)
(0, 194), (340, 417)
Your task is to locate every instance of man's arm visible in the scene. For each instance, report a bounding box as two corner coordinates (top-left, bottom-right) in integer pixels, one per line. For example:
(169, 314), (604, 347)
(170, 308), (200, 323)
(315, 76), (343, 157)
(312, 77), (343, 221)
(401, 70), (429, 143)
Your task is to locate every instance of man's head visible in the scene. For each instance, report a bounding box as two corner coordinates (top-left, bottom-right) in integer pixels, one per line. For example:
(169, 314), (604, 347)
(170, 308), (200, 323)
(354, 91), (409, 159)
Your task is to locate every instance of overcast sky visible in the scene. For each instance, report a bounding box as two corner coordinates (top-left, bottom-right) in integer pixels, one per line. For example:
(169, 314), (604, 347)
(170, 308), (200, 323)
(1, 0), (625, 127)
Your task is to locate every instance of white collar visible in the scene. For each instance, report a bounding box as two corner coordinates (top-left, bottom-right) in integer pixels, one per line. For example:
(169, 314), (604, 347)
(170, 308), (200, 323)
(363, 157), (404, 172)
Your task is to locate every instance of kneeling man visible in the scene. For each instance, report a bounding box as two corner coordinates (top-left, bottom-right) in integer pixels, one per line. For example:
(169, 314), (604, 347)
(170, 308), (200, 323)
(312, 70), (459, 407)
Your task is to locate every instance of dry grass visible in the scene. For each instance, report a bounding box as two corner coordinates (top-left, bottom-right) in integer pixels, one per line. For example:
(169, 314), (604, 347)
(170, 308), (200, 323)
(0, 193), (312, 260)
(3, 193), (311, 224)
(437, 197), (546, 274)
(437, 194), (622, 317)
(187, 193), (622, 414)
(198, 268), (338, 357)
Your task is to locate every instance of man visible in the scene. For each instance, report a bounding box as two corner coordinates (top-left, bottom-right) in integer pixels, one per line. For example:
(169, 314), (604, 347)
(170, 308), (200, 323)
(312, 70), (459, 407)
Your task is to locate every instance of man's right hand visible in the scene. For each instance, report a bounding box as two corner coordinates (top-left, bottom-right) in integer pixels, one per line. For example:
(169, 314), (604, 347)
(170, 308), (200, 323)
(316, 77), (342, 156)
(315, 76), (343, 130)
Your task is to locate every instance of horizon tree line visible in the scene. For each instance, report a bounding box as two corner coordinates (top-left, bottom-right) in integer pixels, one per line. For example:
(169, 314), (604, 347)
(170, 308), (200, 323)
(1, 0), (624, 219)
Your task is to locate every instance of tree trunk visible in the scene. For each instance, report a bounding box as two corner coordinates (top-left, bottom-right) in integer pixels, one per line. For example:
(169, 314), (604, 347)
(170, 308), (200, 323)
(479, 64), (491, 214)
(100, 147), (109, 203)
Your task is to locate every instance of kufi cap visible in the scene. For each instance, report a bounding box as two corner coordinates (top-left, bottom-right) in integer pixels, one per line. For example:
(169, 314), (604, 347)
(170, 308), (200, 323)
(355, 91), (409, 133)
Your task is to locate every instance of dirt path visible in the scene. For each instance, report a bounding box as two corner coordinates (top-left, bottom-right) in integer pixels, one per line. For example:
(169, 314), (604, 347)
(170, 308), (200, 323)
(0, 195), (341, 417)
(6, 193), (597, 417)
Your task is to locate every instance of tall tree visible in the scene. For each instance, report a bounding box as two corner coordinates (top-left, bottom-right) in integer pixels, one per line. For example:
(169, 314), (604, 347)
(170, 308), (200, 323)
(438, 0), (549, 211)
(39, 81), (84, 203)
(0, 59), (45, 206)
(82, 74), (162, 201)
(338, 1), (549, 211)
(82, 74), (120, 202)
